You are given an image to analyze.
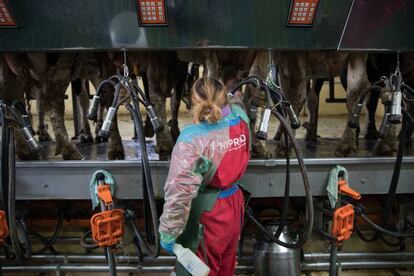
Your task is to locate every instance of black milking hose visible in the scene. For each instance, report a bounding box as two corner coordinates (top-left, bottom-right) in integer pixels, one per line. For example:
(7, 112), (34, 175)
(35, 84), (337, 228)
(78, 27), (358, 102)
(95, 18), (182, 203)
(7, 129), (31, 262)
(0, 107), (8, 215)
(80, 230), (98, 249)
(271, 110), (313, 248)
(32, 211), (64, 254)
(30, 232), (58, 255)
(229, 77), (313, 248)
(246, 111), (313, 249)
(355, 108), (414, 242)
(358, 212), (414, 238)
(274, 109), (290, 239)
(126, 98), (160, 258)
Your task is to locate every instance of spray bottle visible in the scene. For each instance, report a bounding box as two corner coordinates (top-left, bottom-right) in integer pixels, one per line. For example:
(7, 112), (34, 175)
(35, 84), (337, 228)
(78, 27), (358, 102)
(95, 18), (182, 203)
(173, 244), (210, 276)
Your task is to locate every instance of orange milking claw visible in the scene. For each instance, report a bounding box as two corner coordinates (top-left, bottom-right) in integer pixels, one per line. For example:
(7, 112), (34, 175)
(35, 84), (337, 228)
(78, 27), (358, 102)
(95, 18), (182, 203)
(332, 204), (355, 242)
(90, 209), (124, 247)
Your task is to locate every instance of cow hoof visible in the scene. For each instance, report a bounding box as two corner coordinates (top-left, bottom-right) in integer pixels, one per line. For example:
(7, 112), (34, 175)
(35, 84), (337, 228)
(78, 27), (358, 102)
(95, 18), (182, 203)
(80, 134), (94, 144)
(335, 142), (356, 157)
(374, 141), (396, 156)
(170, 124), (180, 143)
(156, 143), (173, 157)
(305, 133), (318, 142)
(37, 129), (53, 142)
(144, 122), (155, 138)
(95, 136), (109, 143)
(61, 147), (83, 160)
(107, 144), (125, 160)
(364, 126), (379, 140)
(252, 141), (268, 158)
(16, 149), (40, 160)
(274, 143), (288, 158)
(273, 132), (282, 141)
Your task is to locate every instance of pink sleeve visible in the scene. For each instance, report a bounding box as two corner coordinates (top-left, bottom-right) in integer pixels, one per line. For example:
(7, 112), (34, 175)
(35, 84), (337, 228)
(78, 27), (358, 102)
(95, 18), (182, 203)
(158, 141), (203, 238)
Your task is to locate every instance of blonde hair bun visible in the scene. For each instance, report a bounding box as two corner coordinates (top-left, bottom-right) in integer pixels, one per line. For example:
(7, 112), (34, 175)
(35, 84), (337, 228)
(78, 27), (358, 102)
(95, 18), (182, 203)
(191, 78), (228, 124)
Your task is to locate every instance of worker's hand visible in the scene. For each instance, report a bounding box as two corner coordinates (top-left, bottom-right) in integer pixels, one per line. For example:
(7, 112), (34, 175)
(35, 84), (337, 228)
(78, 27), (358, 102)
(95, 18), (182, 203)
(160, 232), (176, 255)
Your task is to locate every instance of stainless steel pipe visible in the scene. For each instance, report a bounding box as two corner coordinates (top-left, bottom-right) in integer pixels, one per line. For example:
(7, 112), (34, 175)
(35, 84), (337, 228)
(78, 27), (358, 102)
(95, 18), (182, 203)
(303, 260), (414, 271)
(2, 260), (414, 273)
(3, 251), (413, 262)
(305, 251), (414, 261)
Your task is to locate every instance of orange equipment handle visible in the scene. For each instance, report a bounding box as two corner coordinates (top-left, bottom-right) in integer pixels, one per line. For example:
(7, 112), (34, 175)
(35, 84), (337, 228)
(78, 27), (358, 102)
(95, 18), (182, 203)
(332, 204), (355, 242)
(97, 185), (113, 206)
(338, 179), (361, 200)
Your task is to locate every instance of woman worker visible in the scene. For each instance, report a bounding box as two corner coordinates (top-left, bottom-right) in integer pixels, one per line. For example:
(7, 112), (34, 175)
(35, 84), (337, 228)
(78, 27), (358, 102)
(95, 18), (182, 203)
(159, 77), (251, 275)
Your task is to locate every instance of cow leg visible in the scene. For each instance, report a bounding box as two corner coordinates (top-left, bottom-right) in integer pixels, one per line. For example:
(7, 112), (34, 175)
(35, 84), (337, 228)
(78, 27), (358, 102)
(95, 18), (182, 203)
(374, 91), (397, 156)
(94, 105), (105, 142)
(141, 73), (155, 138)
(364, 89), (380, 139)
(276, 57), (307, 157)
(305, 78), (323, 141)
(44, 86), (82, 160)
(1, 56), (39, 160)
(202, 51), (220, 79)
(44, 54), (82, 160)
(77, 79), (93, 143)
(245, 51), (268, 158)
(95, 82), (124, 160)
(90, 78), (108, 143)
(170, 74), (186, 142)
(147, 58), (173, 158)
(107, 113), (124, 160)
(335, 54), (369, 157)
(36, 91), (52, 141)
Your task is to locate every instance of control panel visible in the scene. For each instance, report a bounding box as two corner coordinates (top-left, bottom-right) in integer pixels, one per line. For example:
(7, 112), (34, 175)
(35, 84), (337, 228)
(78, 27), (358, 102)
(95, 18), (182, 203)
(0, 0), (17, 27)
(287, 0), (319, 27)
(137, 0), (168, 26)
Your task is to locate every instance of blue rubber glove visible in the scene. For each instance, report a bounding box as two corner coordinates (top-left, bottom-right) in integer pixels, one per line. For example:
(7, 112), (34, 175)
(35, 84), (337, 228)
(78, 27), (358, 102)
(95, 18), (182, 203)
(160, 232), (176, 255)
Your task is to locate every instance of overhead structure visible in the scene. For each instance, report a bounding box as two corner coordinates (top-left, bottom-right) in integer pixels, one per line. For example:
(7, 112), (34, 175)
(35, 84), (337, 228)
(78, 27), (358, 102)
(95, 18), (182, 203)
(0, 0), (413, 51)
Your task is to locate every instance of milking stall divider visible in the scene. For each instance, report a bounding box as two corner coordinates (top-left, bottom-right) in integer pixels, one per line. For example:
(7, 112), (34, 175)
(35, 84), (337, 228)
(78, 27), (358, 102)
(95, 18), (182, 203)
(2, 0), (414, 275)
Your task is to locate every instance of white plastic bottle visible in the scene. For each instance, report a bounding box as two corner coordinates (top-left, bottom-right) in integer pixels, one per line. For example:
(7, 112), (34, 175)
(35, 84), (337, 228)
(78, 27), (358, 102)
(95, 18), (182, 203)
(173, 243), (210, 276)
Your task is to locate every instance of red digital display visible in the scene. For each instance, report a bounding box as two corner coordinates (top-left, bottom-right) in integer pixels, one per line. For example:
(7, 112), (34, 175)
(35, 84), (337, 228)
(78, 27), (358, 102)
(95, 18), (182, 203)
(287, 0), (319, 26)
(0, 0), (17, 27)
(137, 0), (168, 26)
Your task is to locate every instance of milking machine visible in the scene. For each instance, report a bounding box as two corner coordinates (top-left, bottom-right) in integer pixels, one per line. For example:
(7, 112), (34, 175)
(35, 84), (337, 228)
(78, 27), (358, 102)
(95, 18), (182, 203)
(85, 55), (161, 274)
(334, 61), (414, 274)
(228, 74), (313, 275)
(0, 100), (40, 264)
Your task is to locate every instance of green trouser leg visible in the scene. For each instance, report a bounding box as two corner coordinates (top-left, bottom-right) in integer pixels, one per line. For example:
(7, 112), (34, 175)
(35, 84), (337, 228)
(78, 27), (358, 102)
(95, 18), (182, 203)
(175, 183), (251, 276)
(175, 189), (219, 276)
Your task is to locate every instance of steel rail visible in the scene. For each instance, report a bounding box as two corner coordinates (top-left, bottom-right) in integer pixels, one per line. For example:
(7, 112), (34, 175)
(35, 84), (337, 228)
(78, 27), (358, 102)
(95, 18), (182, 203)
(2, 251), (414, 263)
(2, 260), (414, 273)
(14, 157), (414, 199)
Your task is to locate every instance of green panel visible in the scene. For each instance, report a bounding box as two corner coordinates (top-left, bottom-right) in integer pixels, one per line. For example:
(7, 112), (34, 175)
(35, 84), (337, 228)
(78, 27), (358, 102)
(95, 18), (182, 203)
(339, 0), (414, 51)
(0, 0), (352, 51)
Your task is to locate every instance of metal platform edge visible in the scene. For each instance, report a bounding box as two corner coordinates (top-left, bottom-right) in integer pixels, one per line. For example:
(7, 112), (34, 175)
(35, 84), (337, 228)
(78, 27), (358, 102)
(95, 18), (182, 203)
(15, 157), (414, 200)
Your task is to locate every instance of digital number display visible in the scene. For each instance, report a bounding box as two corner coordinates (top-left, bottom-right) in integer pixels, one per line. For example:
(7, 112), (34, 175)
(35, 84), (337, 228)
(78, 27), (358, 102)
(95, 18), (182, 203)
(287, 0), (319, 27)
(0, 0), (17, 27)
(137, 0), (168, 26)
